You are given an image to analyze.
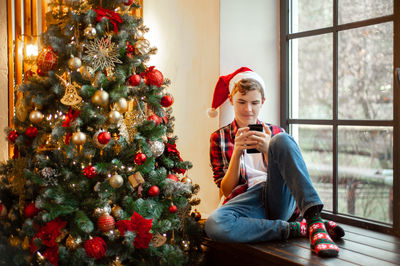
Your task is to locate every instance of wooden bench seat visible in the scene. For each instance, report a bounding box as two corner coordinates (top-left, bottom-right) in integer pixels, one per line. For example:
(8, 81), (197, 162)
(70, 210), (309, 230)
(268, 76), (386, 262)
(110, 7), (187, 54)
(202, 223), (400, 265)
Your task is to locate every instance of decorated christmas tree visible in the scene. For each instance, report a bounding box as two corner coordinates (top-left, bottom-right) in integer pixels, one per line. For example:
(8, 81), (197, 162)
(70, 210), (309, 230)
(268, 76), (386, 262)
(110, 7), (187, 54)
(0, 0), (203, 265)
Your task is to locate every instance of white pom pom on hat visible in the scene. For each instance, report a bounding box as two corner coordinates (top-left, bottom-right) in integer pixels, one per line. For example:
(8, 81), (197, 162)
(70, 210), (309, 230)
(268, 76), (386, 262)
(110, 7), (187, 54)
(208, 67), (265, 118)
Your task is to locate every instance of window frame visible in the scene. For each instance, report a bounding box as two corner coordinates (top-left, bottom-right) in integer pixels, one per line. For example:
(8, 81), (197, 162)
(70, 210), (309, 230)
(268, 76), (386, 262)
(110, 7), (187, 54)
(280, 0), (400, 236)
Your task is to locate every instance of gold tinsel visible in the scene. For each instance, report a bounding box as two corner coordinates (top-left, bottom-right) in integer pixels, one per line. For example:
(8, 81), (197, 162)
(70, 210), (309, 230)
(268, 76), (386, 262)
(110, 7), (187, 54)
(123, 99), (145, 143)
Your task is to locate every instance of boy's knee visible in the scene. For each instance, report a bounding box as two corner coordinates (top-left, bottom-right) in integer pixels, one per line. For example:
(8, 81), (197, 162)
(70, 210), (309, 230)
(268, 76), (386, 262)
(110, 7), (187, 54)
(205, 212), (233, 242)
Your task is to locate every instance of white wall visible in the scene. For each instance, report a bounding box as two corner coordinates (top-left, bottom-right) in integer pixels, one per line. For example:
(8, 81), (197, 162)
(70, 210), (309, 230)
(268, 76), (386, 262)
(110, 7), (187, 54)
(0, 1), (9, 162)
(144, 0), (280, 217)
(220, 0), (280, 126)
(144, 0), (221, 217)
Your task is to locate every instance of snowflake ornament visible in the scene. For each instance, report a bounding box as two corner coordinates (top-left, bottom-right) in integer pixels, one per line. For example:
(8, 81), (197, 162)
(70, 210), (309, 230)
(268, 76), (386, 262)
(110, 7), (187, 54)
(83, 36), (122, 71)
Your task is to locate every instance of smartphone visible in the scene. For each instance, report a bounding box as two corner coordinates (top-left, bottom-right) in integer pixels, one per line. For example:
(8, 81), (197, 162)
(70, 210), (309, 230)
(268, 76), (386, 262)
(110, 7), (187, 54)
(247, 124), (263, 153)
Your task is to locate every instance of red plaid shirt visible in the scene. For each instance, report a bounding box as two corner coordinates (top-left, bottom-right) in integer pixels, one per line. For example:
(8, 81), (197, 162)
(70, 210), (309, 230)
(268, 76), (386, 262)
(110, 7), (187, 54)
(209, 120), (284, 203)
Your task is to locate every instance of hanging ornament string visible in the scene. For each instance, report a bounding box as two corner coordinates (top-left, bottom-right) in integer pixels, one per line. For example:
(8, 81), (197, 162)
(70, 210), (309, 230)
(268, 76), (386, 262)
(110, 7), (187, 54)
(93, 7), (123, 34)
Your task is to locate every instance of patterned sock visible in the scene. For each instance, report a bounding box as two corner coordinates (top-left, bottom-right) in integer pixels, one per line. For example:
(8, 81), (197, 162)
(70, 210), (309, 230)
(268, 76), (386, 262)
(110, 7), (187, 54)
(289, 219), (307, 238)
(324, 220), (345, 240)
(307, 216), (339, 257)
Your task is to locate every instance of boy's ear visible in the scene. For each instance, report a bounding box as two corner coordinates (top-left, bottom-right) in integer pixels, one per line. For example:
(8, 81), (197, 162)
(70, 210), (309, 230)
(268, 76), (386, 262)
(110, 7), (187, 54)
(229, 95), (233, 105)
(262, 98), (266, 104)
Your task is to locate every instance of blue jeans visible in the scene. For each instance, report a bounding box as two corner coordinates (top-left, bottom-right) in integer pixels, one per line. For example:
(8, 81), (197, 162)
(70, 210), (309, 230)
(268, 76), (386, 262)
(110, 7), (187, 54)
(205, 133), (323, 243)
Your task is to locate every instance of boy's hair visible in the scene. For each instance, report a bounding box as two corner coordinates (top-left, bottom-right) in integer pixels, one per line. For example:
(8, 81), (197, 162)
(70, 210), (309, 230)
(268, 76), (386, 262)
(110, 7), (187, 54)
(230, 78), (264, 99)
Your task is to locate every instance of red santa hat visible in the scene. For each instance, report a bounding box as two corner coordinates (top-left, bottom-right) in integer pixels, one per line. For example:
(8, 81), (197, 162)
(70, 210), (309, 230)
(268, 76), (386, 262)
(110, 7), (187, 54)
(207, 67), (266, 118)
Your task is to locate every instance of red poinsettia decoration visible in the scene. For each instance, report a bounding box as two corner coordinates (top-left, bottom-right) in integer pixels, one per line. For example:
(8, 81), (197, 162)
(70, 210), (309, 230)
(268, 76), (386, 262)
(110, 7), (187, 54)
(165, 142), (186, 174)
(94, 7), (123, 33)
(30, 217), (67, 266)
(43, 246), (59, 266)
(62, 108), (80, 128)
(116, 212), (153, 249)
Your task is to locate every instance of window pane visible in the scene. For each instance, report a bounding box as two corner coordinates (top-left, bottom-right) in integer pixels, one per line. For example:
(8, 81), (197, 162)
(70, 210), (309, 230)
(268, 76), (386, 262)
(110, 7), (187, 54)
(290, 34), (333, 119)
(290, 0), (332, 33)
(338, 126), (393, 224)
(292, 124), (333, 211)
(338, 22), (393, 120)
(339, 0), (393, 25)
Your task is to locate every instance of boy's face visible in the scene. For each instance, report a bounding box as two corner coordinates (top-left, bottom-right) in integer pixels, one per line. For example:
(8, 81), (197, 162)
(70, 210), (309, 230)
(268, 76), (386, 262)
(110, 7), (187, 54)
(229, 90), (265, 127)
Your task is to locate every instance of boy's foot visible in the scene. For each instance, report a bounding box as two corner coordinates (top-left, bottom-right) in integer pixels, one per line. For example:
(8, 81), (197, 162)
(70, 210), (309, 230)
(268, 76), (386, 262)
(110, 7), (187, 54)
(308, 216), (339, 257)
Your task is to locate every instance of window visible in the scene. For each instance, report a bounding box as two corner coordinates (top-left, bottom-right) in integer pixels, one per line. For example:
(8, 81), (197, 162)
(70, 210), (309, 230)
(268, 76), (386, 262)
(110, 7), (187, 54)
(280, 0), (399, 235)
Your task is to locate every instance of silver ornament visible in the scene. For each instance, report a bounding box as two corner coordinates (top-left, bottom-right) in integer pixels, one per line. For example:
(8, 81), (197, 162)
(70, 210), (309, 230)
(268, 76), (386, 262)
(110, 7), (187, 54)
(41, 167), (56, 178)
(72, 131), (87, 145)
(115, 98), (128, 113)
(94, 207), (104, 217)
(110, 174), (123, 188)
(78, 65), (94, 80)
(108, 110), (122, 124)
(68, 56), (82, 70)
(149, 140), (165, 157)
(181, 176), (192, 185)
(84, 24), (97, 39)
(92, 90), (109, 107)
(29, 110), (44, 124)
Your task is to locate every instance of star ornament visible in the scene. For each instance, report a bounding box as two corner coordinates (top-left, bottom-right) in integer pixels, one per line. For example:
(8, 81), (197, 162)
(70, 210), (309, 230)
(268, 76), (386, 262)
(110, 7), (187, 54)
(83, 36), (122, 71)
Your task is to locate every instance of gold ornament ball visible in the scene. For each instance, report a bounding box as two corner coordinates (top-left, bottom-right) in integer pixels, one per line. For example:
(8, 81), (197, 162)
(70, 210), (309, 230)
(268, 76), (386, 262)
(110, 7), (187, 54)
(79, 65), (95, 80)
(92, 90), (109, 107)
(111, 205), (122, 218)
(68, 57), (82, 70)
(72, 131), (87, 145)
(29, 110), (44, 124)
(115, 98), (128, 113)
(84, 24), (97, 39)
(109, 110), (122, 124)
(110, 174), (123, 188)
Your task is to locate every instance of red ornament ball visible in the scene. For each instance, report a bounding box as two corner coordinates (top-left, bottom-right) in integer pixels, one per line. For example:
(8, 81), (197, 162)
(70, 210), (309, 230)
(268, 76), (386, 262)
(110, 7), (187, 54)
(36, 48), (58, 73)
(97, 131), (111, 145)
(24, 202), (39, 218)
(124, 0), (135, 6)
(25, 126), (38, 139)
(148, 185), (160, 197)
(160, 95), (174, 108)
(144, 66), (163, 87)
(8, 130), (18, 143)
(84, 237), (107, 260)
(83, 165), (98, 178)
(134, 152), (147, 165)
(147, 114), (162, 125)
(97, 213), (115, 232)
(127, 44), (135, 53)
(128, 74), (141, 86)
(169, 205), (177, 213)
(167, 174), (179, 182)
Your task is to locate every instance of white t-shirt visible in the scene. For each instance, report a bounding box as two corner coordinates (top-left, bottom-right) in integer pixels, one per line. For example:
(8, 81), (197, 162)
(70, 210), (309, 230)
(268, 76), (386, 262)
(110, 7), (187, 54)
(243, 151), (268, 188)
